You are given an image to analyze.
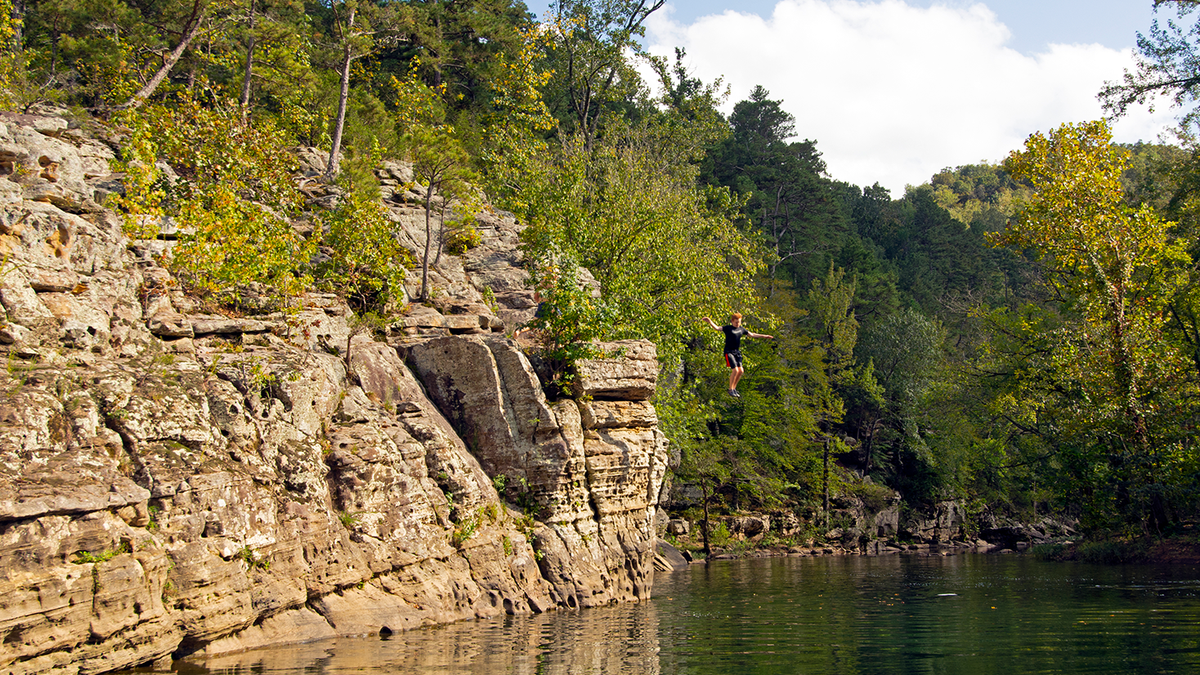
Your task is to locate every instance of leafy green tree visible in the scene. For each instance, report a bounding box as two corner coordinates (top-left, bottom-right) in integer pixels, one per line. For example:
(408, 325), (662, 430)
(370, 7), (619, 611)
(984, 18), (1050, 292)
(316, 173), (414, 313)
(707, 86), (849, 293)
(115, 0), (219, 110)
(385, 0), (535, 115)
(514, 118), (762, 369)
(853, 306), (945, 500)
(113, 94), (315, 308)
(1101, 0), (1200, 127)
(523, 250), (615, 398)
(395, 68), (480, 302)
(225, 0), (311, 114)
(993, 120), (1196, 531)
(541, 0), (663, 149)
(318, 0), (409, 177)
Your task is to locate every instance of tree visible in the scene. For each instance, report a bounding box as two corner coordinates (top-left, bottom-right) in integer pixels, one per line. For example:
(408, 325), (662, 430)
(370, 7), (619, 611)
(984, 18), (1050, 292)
(707, 86), (850, 294)
(542, 0), (663, 149)
(385, 0), (535, 115)
(808, 263), (859, 515)
(994, 120), (1195, 530)
(320, 0), (408, 178)
(228, 0), (310, 114)
(1101, 1), (1200, 127)
(112, 94), (316, 308)
(513, 118), (763, 369)
(395, 68), (479, 302)
(114, 0), (252, 110)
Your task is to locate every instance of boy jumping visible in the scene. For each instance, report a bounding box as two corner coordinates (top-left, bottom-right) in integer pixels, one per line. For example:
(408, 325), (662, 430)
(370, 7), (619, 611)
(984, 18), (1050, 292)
(703, 314), (774, 397)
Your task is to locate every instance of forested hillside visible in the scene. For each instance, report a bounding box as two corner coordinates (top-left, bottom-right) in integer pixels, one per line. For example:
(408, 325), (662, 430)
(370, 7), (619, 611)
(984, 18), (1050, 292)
(3, 0), (1200, 541)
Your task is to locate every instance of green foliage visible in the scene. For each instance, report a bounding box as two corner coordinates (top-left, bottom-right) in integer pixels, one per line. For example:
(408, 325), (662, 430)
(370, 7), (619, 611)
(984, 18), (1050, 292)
(316, 174), (414, 313)
(491, 473), (508, 493)
(72, 541), (131, 564)
(112, 94), (315, 310)
(708, 85), (847, 291)
(393, 63), (482, 301)
(236, 545), (271, 570)
(451, 510), (479, 547)
(1075, 539), (1150, 564)
(443, 222), (481, 255)
(851, 481), (895, 513)
(524, 251), (615, 398)
(808, 262), (858, 371)
(709, 521), (731, 547)
(514, 120), (762, 370)
(971, 120), (1200, 532)
(928, 161), (1027, 227)
(541, 0), (662, 147)
(1100, 0), (1200, 129)
(858, 308), (944, 410)
(387, 0), (534, 115)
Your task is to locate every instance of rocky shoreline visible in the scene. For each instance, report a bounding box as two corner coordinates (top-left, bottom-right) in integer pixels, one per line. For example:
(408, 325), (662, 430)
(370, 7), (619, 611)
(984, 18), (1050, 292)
(0, 109), (670, 674)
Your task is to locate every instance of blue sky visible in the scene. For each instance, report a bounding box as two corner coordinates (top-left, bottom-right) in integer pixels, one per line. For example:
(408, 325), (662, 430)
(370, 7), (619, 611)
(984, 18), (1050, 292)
(524, 1), (1180, 192)
(527, 1), (1160, 55)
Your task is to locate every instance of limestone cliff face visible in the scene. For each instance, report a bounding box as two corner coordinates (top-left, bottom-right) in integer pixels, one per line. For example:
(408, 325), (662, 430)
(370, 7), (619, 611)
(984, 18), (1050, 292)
(0, 110), (670, 674)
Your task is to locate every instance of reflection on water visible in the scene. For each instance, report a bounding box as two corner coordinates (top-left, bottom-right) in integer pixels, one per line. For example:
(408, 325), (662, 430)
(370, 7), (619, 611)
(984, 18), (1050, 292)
(176, 555), (1200, 675)
(178, 602), (660, 675)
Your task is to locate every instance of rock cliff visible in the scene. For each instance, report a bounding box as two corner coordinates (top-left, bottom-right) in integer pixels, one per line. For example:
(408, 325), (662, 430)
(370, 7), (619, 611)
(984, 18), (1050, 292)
(0, 110), (670, 674)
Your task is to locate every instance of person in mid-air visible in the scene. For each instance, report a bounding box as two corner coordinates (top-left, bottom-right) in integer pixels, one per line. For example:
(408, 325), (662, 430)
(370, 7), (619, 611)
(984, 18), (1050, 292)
(703, 313), (774, 397)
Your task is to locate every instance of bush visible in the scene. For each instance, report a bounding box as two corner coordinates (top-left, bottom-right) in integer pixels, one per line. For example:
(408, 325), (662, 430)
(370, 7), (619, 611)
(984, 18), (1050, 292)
(852, 481), (896, 513)
(524, 251), (614, 399)
(112, 93), (314, 309)
(316, 186), (414, 313)
(1076, 540), (1148, 564)
(710, 521), (731, 547)
(444, 223), (481, 255)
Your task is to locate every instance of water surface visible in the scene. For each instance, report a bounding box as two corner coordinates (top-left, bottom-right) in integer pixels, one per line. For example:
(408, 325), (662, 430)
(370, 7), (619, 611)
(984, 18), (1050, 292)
(176, 554), (1200, 675)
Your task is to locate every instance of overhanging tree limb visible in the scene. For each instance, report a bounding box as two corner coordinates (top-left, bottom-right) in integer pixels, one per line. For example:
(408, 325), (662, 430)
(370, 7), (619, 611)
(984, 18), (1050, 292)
(116, 0), (206, 111)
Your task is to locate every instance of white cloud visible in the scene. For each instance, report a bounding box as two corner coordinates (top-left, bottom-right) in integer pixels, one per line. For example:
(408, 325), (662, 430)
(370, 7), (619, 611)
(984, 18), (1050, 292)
(643, 0), (1178, 194)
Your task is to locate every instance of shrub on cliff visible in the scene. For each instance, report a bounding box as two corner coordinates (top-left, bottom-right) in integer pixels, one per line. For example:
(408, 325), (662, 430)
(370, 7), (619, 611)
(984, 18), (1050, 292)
(112, 93), (315, 309)
(523, 251), (615, 399)
(315, 158), (415, 313)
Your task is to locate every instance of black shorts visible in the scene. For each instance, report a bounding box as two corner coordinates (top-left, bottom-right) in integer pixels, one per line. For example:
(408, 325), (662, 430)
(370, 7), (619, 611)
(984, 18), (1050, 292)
(724, 351), (743, 369)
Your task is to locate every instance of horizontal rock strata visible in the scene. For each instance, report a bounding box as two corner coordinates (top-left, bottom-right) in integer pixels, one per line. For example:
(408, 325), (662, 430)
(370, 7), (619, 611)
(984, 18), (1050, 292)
(0, 110), (670, 674)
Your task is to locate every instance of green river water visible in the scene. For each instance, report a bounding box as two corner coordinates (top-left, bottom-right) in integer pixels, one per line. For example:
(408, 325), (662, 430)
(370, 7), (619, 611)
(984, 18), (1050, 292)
(173, 553), (1200, 675)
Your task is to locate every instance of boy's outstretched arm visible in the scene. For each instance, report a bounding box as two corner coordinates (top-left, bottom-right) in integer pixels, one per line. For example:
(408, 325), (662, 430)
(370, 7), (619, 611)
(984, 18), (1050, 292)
(702, 317), (721, 330)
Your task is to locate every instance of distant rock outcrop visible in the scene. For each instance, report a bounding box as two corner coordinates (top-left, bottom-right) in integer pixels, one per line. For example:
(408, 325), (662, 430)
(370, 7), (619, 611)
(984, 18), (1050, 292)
(0, 109), (670, 674)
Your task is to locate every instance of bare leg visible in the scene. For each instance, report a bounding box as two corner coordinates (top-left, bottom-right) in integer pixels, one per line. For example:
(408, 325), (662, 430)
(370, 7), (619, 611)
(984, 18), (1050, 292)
(731, 367), (744, 390)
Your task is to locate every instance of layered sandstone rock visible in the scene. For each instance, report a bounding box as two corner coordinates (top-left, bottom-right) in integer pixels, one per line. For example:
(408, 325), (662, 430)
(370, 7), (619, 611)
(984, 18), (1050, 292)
(408, 337), (669, 608)
(0, 110), (669, 674)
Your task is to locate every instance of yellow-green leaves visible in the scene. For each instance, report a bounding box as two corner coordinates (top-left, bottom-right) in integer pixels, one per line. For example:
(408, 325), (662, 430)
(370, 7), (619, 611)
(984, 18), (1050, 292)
(112, 95), (314, 309)
(318, 186), (413, 312)
(515, 120), (763, 368)
(999, 121), (1191, 420)
(1000, 121), (1187, 293)
(993, 120), (1197, 529)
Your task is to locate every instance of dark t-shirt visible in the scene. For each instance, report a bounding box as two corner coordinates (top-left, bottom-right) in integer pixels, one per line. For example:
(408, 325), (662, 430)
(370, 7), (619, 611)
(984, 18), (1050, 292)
(722, 325), (748, 353)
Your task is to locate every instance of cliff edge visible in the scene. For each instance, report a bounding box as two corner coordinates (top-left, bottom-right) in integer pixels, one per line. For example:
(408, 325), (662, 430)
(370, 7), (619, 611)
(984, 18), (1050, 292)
(0, 110), (670, 674)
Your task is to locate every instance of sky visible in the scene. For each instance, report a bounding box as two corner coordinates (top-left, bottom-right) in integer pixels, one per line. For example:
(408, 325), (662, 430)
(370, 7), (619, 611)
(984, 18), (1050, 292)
(523, 0), (1185, 194)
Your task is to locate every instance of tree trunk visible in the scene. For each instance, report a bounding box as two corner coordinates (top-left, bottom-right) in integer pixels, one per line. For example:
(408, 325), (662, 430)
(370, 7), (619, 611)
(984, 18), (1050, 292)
(117, 0), (205, 111)
(433, 197), (447, 267)
(325, 6), (356, 179)
(700, 478), (711, 558)
(419, 182), (436, 302)
(239, 0), (256, 115)
(823, 437), (830, 528)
